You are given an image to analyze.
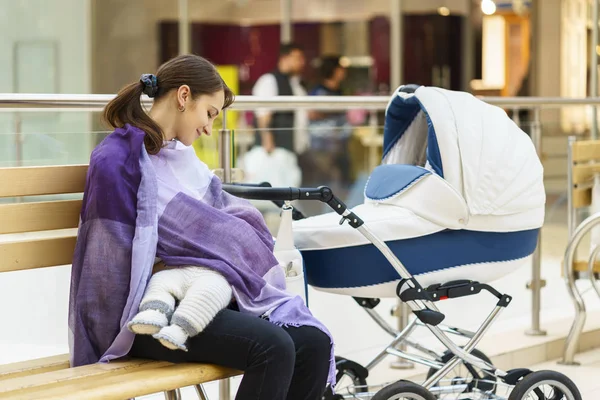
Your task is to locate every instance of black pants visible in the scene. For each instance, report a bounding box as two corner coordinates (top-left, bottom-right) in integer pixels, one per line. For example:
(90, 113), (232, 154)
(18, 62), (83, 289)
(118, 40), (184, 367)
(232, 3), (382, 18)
(129, 308), (331, 400)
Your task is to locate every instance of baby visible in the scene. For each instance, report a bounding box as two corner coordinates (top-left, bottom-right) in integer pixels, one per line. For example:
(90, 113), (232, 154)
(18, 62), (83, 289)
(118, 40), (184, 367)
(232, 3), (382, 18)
(128, 263), (232, 351)
(128, 206), (303, 351)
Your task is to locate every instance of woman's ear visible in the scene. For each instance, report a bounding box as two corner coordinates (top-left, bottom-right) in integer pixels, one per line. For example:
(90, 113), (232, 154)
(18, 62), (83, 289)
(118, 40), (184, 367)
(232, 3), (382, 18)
(176, 85), (191, 108)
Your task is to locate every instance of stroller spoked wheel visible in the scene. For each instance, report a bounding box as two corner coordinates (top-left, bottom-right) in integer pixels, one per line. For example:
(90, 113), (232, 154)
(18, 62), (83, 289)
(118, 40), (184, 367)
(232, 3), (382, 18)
(426, 348), (496, 394)
(371, 380), (436, 400)
(507, 370), (581, 400)
(323, 356), (369, 400)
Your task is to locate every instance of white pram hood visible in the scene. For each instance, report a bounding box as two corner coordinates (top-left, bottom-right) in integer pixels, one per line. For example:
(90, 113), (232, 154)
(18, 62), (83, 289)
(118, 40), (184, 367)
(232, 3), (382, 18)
(293, 86), (543, 296)
(381, 85), (545, 231)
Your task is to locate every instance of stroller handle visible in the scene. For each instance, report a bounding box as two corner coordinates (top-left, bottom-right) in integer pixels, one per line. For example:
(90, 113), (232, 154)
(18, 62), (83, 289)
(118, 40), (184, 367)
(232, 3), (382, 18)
(223, 184), (304, 201)
(222, 184), (364, 228)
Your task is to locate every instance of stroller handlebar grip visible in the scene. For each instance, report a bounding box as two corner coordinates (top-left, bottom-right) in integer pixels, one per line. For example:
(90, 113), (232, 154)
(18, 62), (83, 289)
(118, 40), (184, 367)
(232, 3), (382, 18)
(222, 184), (302, 201)
(223, 184), (339, 205)
(223, 183), (365, 228)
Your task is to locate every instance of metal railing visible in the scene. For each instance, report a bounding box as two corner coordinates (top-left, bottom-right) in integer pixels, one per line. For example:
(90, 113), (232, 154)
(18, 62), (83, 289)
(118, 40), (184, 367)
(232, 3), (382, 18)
(2, 93), (600, 110)
(560, 136), (600, 365)
(1, 93), (600, 396)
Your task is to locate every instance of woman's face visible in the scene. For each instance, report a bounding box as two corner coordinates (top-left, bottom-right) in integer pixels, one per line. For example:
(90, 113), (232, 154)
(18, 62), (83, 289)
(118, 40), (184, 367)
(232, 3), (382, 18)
(175, 88), (226, 146)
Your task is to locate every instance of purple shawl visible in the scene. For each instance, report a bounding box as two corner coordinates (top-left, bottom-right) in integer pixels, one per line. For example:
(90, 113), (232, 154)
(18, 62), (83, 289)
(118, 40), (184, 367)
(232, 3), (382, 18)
(68, 124), (335, 387)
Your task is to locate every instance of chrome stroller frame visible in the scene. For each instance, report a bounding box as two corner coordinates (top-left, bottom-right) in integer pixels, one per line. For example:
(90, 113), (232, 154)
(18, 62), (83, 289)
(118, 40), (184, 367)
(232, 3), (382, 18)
(223, 183), (581, 400)
(339, 209), (511, 396)
(358, 303), (480, 378)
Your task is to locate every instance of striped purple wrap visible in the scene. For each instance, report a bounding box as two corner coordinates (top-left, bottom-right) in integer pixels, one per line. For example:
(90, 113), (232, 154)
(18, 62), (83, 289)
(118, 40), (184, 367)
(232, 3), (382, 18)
(68, 124), (335, 387)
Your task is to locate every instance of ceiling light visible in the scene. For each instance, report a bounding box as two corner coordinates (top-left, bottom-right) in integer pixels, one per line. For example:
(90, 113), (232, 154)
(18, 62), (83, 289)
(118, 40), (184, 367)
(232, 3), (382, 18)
(438, 7), (450, 16)
(481, 0), (497, 15)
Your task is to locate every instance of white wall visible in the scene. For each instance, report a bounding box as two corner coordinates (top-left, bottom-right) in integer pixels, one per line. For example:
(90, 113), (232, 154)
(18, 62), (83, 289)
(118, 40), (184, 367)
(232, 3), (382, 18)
(0, 0), (91, 359)
(0, 0), (92, 167)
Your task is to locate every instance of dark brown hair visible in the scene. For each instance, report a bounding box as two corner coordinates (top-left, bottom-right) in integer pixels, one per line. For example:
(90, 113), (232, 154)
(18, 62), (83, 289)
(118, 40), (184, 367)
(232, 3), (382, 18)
(320, 55), (343, 80)
(103, 54), (235, 154)
(279, 42), (303, 57)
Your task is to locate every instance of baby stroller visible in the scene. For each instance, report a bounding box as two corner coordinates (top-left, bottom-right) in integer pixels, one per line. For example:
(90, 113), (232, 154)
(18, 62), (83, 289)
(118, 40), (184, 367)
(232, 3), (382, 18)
(224, 85), (581, 400)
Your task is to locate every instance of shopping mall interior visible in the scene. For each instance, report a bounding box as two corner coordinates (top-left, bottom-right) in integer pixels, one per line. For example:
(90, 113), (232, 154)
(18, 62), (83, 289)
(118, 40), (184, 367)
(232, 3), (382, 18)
(1, 1), (600, 399)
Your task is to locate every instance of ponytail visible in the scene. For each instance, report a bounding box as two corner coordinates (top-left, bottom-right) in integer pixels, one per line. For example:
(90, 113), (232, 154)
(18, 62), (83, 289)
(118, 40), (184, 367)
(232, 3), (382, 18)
(103, 80), (164, 155)
(103, 55), (235, 156)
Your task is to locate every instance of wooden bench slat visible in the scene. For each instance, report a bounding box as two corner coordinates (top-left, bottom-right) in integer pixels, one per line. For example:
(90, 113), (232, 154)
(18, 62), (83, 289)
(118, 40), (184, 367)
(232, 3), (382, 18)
(0, 354), (70, 381)
(572, 163), (600, 185)
(0, 200), (82, 234)
(0, 165), (88, 198)
(0, 236), (77, 272)
(573, 260), (600, 273)
(0, 359), (171, 394)
(1, 362), (240, 400)
(561, 261), (600, 277)
(571, 140), (600, 163)
(572, 187), (591, 209)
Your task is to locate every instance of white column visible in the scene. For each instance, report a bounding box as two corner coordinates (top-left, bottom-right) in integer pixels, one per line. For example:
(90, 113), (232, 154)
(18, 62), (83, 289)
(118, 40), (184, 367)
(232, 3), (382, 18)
(528, 0), (539, 96)
(390, 0), (403, 89)
(533, 0), (561, 136)
(461, 0), (474, 92)
(591, 0), (599, 139)
(281, 0), (292, 43)
(178, 0), (190, 55)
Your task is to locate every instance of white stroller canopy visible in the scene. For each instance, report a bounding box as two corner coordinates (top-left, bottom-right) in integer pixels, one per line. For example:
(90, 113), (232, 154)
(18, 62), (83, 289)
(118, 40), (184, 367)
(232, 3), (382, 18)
(381, 85), (545, 228)
(293, 85), (544, 297)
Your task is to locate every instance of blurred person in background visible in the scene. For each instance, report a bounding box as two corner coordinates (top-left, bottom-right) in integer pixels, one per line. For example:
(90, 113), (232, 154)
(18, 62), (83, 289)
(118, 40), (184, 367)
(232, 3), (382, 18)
(252, 42), (308, 154)
(307, 55), (352, 189)
(241, 43), (308, 224)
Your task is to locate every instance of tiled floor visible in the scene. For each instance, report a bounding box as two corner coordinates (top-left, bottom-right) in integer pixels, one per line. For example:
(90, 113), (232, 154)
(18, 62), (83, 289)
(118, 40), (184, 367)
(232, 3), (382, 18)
(2, 197), (600, 399)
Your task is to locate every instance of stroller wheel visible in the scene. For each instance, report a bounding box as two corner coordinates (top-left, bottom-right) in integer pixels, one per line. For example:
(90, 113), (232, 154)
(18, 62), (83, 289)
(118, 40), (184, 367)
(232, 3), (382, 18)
(426, 348), (496, 394)
(371, 380), (436, 400)
(323, 357), (369, 400)
(507, 370), (581, 400)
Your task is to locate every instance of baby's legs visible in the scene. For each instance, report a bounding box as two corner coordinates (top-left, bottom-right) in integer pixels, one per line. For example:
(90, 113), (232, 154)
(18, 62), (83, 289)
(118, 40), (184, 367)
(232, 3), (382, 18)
(128, 269), (187, 335)
(154, 267), (232, 351)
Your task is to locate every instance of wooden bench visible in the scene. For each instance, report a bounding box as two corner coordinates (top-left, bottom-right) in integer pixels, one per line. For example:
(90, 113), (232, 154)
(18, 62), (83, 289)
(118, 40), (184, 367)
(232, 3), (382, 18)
(567, 137), (600, 273)
(0, 165), (240, 400)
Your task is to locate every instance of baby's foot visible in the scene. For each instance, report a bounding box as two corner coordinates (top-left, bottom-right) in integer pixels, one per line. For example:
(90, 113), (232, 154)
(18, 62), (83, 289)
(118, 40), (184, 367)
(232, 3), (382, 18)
(153, 325), (188, 351)
(127, 309), (169, 335)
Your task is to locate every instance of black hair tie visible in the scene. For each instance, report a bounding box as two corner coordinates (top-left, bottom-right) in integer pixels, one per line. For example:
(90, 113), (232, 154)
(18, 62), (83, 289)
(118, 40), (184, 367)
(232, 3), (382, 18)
(140, 74), (158, 98)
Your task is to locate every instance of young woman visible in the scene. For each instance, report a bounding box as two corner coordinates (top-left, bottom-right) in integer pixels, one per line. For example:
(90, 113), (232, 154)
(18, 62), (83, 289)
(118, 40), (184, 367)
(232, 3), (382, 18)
(69, 54), (334, 400)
